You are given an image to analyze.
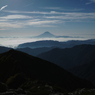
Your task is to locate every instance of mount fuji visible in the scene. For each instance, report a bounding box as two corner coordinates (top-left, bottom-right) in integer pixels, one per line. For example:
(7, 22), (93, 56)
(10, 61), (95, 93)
(33, 31), (55, 38)
(32, 31), (76, 38)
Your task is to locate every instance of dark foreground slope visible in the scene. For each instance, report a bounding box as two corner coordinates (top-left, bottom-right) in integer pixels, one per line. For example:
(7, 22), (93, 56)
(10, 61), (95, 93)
(37, 44), (95, 69)
(69, 48), (95, 84)
(69, 59), (95, 84)
(0, 49), (94, 92)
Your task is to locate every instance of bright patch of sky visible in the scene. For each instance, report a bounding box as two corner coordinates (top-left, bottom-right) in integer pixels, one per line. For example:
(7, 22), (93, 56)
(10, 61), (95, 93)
(0, 0), (95, 47)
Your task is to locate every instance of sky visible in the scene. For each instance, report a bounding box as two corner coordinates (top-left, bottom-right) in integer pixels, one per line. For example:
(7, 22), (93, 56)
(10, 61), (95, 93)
(0, 0), (95, 47)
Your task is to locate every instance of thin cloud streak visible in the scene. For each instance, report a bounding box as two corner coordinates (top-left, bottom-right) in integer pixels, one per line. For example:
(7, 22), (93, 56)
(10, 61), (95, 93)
(3, 10), (52, 14)
(0, 15), (32, 20)
(44, 7), (84, 11)
(0, 5), (8, 11)
(0, 19), (60, 29)
(44, 13), (95, 20)
(0, 22), (23, 28)
(44, 7), (63, 10)
(86, 0), (95, 5)
(3, 10), (95, 16)
(3, 10), (79, 14)
(3, 11), (95, 20)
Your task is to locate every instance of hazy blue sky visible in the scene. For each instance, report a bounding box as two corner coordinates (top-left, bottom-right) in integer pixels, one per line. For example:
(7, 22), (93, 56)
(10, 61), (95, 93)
(0, 0), (95, 38)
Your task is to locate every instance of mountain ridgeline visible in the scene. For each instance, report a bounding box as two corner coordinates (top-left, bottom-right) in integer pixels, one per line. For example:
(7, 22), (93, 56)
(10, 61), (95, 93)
(37, 44), (95, 69)
(37, 44), (95, 84)
(17, 47), (54, 56)
(35, 31), (55, 38)
(0, 46), (11, 54)
(17, 40), (64, 48)
(0, 49), (94, 92)
(17, 39), (95, 49)
(1, 39), (95, 94)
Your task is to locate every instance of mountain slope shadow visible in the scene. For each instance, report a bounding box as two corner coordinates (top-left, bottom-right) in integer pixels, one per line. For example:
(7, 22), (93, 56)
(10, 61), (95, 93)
(69, 48), (95, 84)
(69, 59), (95, 84)
(37, 44), (95, 69)
(0, 49), (94, 91)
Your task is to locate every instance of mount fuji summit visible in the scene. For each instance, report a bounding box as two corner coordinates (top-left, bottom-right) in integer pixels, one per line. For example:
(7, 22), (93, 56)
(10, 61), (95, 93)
(35, 31), (56, 38)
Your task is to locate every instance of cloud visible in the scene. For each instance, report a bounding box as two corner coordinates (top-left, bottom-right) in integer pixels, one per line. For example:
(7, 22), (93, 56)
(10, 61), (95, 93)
(86, 2), (92, 5)
(43, 7), (84, 12)
(3, 10), (51, 14)
(0, 5), (8, 11)
(44, 13), (95, 20)
(44, 7), (63, 10)
(26, 20), (60, 26)
(0, 15), (32, 20)
(0, 10), (95, 29)
(0, 20), (59, 29)
(4, 10), (84, 14)
(0, 13), (60, 28)
(86, 0), (95, 5)
(0, 22), (23, 28)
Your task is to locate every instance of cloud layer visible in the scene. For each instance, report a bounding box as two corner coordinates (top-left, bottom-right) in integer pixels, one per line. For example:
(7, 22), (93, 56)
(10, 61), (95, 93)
(0, 10), (95, 29)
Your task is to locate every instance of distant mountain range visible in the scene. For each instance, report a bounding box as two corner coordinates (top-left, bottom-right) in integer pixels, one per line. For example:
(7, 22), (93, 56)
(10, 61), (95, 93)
(0, 46), (54, 56)
(37, 44), (95, 84)
(1, 44), (95, 70)
(1, 35), (95, 94)
(17, 39), (95, 49)
(0, 46), (11, 54)
(1, 39), (95, 57)
(31, 31), (78, 38)
(17, 47), (54, 56)
(0, 49), (93, 92)
(37, 44), (95, 69)
(17, 40), (63, 48)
